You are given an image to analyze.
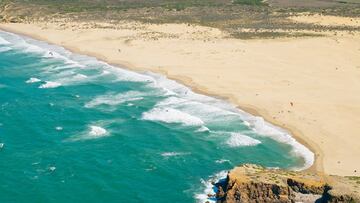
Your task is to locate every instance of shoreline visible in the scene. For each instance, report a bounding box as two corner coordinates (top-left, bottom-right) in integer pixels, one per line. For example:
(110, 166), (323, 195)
(1, 21), (359, 176)
(0, 25), (318, 171)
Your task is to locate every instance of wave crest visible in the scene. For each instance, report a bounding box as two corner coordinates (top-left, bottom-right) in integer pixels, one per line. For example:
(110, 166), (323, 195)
(39, 81), (62, 89)
(226, 133), (261, 147)
(85, 91), (144, 108)
(26, 77), (41, 83)
(142, 107), (204, 126)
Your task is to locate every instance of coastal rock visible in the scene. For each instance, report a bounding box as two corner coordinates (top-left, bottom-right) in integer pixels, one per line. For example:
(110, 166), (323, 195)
(216, 185), (226, 199)
(215, 164), (360, 203)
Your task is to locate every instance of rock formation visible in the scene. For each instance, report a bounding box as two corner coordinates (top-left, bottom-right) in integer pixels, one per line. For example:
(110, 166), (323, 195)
(213, 164), (360, 203)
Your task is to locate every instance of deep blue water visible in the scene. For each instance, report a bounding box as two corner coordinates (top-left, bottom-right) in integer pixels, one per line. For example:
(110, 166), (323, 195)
(0, 31), (313, 203)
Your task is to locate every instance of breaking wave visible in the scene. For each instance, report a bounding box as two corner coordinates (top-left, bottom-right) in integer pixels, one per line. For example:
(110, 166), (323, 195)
(0, 37), (10, 45)
(85, 91), (144, 108)
(226, 133), (261, 147)
(26, 77), (41, 83)
(0, 47), (11, 53)
(67, 125), (109, 142)
(195, 170), (228, 203)
(142, 107), (204, 126)
(161, 152), (191, 157)
(39, 81), (62, 89)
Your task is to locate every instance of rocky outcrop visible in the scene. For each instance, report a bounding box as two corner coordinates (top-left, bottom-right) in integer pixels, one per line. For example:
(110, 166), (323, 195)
(212, 164), (360, 203)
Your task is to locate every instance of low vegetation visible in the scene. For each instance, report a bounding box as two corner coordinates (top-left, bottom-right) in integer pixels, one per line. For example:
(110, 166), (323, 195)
(0, 0), (359, 39)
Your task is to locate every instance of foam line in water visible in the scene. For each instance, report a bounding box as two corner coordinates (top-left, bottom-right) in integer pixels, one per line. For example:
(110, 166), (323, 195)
(85, 91), (144, 108)
(39, 71), (89, 87)
(0, 37), (10, 45)
(226, 133), (261, 147)
(39, 81), (62, 89)
(55, 126), (63, 131)
(161, 152), (191, 157)
(145, 73), (314, 169)
(67, 125), (109, 142)
(215, 159), (231, 164)
(196, 126), (210, 132)
(142, 107), (204, 126)
(0, 30), (84, 67)
(26, 77), (41, 83)
(89, 125), (107, 137)
(155, 96), (239, 123)
(57, 73), (88, 84)
(110, 65), (155, 83)
(243, 116), (314, 170)
(0, 47), (11, 53)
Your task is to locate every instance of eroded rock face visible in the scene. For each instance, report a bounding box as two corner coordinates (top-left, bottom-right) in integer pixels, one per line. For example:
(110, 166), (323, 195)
(225, 181), (294, 203)
(215, 164), (360, 203)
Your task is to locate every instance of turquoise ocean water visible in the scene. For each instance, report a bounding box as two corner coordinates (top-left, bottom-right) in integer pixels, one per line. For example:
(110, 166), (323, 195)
(0, 30), (313, 203)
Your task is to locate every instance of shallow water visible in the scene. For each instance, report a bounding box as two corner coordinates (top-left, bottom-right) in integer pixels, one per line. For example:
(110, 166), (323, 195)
(0, 31), (313, 203)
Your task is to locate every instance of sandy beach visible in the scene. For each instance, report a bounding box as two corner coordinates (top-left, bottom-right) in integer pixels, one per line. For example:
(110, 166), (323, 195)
(1, 16), (359, 176)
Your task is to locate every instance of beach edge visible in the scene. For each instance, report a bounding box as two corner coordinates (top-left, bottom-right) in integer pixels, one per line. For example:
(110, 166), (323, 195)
(0, 23), (320, 173)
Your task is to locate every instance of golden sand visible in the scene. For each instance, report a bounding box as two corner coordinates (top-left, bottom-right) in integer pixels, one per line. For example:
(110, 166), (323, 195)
(1, 16), (359, 176)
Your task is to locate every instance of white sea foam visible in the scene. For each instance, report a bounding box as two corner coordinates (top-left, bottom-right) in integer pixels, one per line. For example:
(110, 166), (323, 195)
(0, 37), (10, 45)
(246, 117), (314, 170)
(89, 125), (107, 137)
(48, 73), (89, 87)
(145, 96), (234, 127)
(85, 91), (144, 108)
(155, 96), (238, 123)
(39, 81), (62, 89)
(196, 126), (210, 132)
(161, 152), (191, 157)
(0, 31), (84, 68)
(40, 70), (87, 86)
(156, 96), (187, 106)
(226, 133), (261, 147)
(146, 72), (190, 96)
(24, 44), (45, 54)
(110, 66), (154, 82)
(0, 47), (11, 52)
(215, 159), (231, 164)
(66, 73), (88, 81)
(101, 70), (110, 75)
(195, 170), (228, 203)
(152, 90), (314, 169)
(55, 126), (63, 131)
(0, 143), (4, 149)
(67, 125), (109, 142)
(49, 166), (56, 172)
(144, 72), (314, 169)
(26, 77), (41, 83)
(142, 107), (204, 126)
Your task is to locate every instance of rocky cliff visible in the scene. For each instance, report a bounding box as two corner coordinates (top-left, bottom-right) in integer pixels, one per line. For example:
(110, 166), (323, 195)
(211, 164), (360, 203)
